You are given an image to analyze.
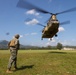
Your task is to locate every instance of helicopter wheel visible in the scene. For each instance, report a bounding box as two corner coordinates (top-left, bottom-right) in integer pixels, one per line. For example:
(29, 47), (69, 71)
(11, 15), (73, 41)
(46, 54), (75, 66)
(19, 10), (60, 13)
(50, 38), (52, 40)
(55, 34), (58, 37)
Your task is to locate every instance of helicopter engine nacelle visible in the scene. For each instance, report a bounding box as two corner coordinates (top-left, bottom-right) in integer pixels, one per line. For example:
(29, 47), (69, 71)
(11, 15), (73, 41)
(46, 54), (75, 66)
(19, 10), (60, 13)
(44, 26), (48, 31)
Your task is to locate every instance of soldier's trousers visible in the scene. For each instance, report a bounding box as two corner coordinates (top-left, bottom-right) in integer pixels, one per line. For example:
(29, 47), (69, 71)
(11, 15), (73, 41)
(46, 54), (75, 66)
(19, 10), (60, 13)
(7, 47), (18, 69)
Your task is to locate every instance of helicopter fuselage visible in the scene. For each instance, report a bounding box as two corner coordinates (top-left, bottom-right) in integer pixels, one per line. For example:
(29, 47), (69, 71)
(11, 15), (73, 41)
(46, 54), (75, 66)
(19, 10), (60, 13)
(42, 20), (59, 39)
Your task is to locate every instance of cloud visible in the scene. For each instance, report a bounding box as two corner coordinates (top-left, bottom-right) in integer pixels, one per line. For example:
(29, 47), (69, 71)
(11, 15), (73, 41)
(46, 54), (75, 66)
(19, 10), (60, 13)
(25, 33), (29, 36)
(48, 0), (52, 3)
(25, 32), (37, 36)
(49, 0), (52, 2)
(46, 38), (75, 46)
(61, 40), (68, 45)
(26, 9), (40, 16)
(20, 35), (23, 38)
(60, 39), (76, 46)
(46, 42), (51, 46)
(58, 27), (65, 32)
(25, 18), (39, 25)
(31, 33), (37, 35)
(45, 38), (57, 46)
(48, 38), (56, 42)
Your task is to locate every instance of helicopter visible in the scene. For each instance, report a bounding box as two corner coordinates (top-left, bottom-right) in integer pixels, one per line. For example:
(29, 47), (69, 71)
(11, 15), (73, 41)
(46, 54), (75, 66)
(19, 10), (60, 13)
(37, 16), (70, 40)
(17, 0), (76, 40)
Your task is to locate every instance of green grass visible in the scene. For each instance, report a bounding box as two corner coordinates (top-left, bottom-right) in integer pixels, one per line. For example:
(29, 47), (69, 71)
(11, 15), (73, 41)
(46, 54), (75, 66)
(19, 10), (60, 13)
(0, 50), (76, 75)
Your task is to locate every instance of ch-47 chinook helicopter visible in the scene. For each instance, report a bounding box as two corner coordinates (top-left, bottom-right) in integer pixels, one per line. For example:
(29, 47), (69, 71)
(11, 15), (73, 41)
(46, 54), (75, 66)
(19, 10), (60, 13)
(17, 0), (76, 40)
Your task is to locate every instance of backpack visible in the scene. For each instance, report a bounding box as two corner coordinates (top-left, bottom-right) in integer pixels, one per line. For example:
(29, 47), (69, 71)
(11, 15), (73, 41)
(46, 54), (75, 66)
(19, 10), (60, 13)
(8, 39), (16, 47)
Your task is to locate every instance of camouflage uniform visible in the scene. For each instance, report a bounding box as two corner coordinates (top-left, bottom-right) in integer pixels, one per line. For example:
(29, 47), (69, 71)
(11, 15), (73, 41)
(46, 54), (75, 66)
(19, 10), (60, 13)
(7, 34), (20, 71)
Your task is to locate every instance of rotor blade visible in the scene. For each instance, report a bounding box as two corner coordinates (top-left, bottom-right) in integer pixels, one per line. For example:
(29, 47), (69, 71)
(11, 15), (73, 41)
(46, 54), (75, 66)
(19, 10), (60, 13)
(56, 7), (76, 15)
(60, 20), (70, 25)
(45, 17), (51, 23)
(37, 23), (46, 27)
(17, 0), (52, 14)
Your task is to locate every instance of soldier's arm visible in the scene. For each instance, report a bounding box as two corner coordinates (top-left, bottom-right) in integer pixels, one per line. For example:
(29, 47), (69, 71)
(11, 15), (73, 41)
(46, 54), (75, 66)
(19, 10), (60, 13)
(15, 39), (20, 49)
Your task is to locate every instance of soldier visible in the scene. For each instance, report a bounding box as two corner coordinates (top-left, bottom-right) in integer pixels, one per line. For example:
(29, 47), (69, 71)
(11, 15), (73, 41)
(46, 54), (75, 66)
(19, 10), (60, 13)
(6, 34), (20, 73)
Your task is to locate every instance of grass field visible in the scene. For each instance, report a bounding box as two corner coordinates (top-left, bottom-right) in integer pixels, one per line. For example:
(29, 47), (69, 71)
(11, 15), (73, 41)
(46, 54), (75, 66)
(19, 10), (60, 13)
(0, 50), (76, 75)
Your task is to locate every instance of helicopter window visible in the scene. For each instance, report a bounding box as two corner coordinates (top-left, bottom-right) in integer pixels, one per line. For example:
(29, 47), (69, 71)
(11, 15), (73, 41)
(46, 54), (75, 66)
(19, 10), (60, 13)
(51, 15), (57, 21)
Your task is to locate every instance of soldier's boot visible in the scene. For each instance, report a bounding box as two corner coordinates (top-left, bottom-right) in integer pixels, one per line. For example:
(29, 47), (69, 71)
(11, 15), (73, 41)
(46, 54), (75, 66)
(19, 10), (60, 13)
(6, 69), (13, 73)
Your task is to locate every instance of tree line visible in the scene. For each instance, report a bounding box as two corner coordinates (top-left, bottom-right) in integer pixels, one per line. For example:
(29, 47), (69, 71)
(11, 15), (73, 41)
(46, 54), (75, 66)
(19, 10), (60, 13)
(0, 40), (76, 50)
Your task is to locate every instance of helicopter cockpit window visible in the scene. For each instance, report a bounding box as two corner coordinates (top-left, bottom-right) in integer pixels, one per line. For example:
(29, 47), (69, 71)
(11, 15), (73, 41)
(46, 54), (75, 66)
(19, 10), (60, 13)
(51, 15), (57, 21)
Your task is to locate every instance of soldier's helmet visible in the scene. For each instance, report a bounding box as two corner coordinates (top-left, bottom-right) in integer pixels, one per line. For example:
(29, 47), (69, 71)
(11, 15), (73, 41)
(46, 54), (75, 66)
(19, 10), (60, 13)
(15, 34), (20, 38)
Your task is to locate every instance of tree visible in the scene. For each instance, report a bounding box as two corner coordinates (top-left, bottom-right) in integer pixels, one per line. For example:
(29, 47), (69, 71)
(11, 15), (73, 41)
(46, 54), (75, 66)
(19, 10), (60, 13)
(57, 42), (63, 50)
(47, 45), (51, 49)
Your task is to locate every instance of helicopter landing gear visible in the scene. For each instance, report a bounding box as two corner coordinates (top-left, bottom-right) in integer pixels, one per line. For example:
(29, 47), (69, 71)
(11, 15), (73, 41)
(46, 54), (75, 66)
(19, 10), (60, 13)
(50, 38), (52, 40)
(55, 34), (58, 37)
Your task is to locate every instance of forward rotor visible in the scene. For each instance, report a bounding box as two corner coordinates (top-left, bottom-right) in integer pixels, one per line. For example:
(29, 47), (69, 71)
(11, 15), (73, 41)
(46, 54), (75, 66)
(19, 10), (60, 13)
(17, 0), (76, 15)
